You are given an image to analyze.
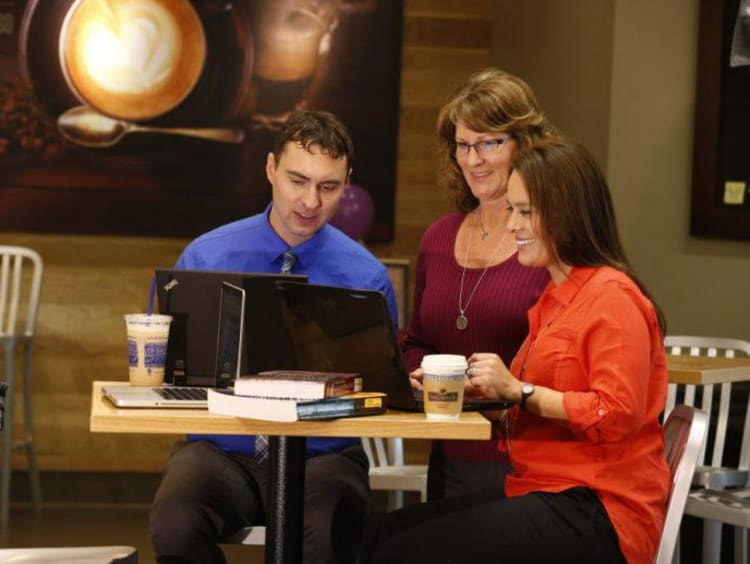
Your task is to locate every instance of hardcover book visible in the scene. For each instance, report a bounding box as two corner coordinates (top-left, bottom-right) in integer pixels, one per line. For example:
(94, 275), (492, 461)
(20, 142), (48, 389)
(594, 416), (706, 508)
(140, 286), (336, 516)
(207, 389), (387, 422)
(233, 370), (362, 400)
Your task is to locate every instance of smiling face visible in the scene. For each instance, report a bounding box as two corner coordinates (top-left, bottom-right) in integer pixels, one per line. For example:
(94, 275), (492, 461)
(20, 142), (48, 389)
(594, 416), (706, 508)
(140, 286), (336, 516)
(506, 171), (568, 282)
(454, 121), (517, 204)
(266, 141), (349, 247)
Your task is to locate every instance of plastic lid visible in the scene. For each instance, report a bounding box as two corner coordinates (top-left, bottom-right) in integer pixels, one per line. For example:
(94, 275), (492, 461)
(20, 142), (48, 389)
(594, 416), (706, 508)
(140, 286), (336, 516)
(420, 354), (467, 373)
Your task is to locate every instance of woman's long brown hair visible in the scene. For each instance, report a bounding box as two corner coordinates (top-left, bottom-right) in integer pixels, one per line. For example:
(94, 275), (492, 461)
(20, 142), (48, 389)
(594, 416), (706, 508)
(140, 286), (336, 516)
(512, 139), (667, 334)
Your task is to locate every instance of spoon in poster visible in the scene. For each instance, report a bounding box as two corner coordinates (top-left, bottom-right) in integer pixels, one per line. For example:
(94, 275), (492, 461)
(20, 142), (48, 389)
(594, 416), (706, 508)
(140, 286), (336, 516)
(57, 106), (245, 148)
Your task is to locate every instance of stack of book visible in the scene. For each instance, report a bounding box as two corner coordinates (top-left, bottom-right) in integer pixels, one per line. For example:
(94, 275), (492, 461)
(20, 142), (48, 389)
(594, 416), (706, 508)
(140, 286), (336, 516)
(208, 370), (387, 422)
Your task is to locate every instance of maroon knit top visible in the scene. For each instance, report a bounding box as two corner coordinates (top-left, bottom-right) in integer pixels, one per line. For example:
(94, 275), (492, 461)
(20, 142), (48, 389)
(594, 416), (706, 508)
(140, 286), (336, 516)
(403, 212), (550, 461)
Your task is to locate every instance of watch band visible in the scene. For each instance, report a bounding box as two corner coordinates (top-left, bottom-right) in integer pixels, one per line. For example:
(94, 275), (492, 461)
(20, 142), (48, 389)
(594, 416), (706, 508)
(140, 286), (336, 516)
(519, 383), (535, 410)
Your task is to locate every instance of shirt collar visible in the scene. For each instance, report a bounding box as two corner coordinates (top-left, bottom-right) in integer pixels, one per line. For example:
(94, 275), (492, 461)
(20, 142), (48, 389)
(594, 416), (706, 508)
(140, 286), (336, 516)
(547, 266), (598, 307)
(528, 266), (597, 333)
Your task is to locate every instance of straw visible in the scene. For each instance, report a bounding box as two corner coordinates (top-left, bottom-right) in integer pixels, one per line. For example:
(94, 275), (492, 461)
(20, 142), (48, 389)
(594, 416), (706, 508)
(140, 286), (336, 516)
(147, 277), (156, 315)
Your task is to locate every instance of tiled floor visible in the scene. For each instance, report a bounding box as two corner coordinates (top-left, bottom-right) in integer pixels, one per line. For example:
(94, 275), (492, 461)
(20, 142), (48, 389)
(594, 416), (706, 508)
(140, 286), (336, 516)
(0, 503), (264, 563)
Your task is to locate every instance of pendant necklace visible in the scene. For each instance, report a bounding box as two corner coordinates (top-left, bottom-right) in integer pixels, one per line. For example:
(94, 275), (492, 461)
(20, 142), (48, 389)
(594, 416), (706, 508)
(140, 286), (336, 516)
(478, 205), (490, 240)
(457, 211), (508, 331)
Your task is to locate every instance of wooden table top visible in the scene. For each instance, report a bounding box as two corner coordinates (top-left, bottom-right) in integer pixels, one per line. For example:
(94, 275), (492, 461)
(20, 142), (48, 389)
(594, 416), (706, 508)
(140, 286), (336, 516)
(667, 355), (750, 385)
(90, 381), (491, 440)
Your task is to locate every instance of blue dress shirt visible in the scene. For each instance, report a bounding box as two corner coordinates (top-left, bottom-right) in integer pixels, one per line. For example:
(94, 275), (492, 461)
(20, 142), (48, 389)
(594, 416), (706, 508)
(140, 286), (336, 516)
(177, 205), (398, 457)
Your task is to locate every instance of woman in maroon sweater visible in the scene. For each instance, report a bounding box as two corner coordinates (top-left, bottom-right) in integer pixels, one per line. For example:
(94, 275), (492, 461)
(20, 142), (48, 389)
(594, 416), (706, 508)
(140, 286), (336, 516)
(404, 68), (552, 500)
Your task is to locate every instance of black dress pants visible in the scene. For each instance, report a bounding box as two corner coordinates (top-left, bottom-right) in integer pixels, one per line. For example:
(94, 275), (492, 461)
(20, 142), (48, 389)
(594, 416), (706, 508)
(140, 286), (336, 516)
(149, 440), (370, 564)
(426, 439), (512, 501)
(360, 484), (627, 564)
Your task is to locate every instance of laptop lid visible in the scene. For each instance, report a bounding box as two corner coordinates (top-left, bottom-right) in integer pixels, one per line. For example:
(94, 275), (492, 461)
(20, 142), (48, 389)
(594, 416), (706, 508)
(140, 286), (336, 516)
(155, 268), (307, 386)
(215, 282), (246, 388)
(241, 276), (305, 375)
(102, 281), (248, 409)
(274, 281), (513, 412)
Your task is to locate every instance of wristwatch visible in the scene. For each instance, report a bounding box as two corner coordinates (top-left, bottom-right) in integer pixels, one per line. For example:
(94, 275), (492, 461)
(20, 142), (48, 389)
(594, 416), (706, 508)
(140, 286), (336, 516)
(519, 383), (535, 410)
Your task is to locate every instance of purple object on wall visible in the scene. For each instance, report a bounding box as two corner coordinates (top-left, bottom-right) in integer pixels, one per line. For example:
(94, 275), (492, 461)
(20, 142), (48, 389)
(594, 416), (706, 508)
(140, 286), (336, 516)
(330, 184), (375, 241)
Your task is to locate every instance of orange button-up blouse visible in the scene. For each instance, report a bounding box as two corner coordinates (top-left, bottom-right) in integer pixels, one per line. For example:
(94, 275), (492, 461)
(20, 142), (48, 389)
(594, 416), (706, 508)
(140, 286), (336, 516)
(504, 266), (670, 564)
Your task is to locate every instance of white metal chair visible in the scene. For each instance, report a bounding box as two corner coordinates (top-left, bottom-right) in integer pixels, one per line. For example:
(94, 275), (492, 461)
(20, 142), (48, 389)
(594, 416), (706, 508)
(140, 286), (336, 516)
(683, 394), (750, 564)
(220, 525), (266, 546)
(361, 437), (427, 510)
(0, 246), (44, 524)
(655, 405), (709, 564)
(664, 335), (750, 563)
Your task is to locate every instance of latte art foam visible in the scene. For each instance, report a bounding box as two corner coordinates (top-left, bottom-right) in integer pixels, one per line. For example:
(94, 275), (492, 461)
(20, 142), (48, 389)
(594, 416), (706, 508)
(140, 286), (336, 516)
(61, 0), (206, 121)
(80, 3), (179, 95)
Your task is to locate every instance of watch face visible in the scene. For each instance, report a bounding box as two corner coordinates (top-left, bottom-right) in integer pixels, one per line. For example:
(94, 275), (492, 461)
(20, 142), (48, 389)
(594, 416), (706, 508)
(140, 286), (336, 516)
(522, 383), (534, 395)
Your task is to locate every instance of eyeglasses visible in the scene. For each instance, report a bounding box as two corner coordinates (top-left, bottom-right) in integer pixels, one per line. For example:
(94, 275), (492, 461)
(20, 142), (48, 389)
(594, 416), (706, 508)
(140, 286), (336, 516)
(453, 136), (512, 158)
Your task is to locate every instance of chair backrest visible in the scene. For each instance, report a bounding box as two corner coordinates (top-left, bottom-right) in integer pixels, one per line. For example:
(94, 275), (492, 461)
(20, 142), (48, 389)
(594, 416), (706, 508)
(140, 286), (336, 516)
(361, 437), (404, 468)
(655, 404), (708, 564)
(380, 258), (410, 330)
(663, 336), (750, 469)
(362, 436), (429, 510)
(0, 246), (43, 339)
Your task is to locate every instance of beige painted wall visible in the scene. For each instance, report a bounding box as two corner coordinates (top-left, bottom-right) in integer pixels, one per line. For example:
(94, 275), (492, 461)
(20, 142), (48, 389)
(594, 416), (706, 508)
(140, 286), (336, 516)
(492, 0), (750, 340)
(491, 0), (614, 169)
(609, 0), (750, 340)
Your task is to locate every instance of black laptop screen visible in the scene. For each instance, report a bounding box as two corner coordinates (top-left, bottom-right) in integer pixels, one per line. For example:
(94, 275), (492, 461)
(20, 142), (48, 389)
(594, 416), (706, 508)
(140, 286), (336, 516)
(273, 281), (417, 408)
(215, 282), (246, 388)
(155, 268), (307, 386)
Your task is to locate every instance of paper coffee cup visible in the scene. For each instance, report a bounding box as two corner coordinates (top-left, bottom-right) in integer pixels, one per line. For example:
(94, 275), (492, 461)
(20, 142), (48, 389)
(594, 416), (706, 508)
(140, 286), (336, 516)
(421, 354), (467, 420)
(125, 314), (172, 386)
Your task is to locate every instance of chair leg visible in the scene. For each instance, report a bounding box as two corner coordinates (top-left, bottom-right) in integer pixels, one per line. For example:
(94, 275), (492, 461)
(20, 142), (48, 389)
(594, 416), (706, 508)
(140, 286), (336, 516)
(22, 343), (42, 512)
(394, 490), (404, 510)
(1, 342), (14, 525)
(384, 491), (405, 511)
(734, 526), (747, 564)
(703, 519), (722, 564)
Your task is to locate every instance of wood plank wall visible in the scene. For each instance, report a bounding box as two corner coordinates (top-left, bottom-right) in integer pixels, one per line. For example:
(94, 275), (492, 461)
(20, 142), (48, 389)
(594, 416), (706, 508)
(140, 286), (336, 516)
(2, 1), (491, 472)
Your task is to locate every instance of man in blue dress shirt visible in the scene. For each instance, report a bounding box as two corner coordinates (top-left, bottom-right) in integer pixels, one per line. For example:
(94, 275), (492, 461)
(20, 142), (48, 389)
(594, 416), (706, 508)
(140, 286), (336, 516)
(149, 111), (397, 564)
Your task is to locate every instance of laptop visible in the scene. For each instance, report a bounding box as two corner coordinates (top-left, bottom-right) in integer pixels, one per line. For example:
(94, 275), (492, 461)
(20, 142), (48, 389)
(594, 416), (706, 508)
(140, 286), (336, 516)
(103, 281), (246, 408)
(274, 281), (514, 412)
(155, 268), (307, 386)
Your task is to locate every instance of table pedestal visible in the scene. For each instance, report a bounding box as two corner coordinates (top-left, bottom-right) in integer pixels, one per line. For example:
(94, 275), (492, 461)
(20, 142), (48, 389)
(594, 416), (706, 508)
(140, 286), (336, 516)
(266, 436), (306, 564)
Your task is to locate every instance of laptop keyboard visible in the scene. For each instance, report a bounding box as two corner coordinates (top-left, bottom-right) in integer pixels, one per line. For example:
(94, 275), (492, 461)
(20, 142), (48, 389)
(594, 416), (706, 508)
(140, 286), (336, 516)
(153, 387), (208, 401)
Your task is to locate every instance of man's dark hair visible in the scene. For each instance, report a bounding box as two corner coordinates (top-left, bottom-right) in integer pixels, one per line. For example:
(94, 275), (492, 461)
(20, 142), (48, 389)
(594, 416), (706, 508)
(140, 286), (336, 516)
(273, 110), (354, 168)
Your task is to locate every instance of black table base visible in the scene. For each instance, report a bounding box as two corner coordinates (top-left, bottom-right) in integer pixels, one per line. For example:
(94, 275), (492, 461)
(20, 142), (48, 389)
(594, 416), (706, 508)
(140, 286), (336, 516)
(266, 435), (307, 564)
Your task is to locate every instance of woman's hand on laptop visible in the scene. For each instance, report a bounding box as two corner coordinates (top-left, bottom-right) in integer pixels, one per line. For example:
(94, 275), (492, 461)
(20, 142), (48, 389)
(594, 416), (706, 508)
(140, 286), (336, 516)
(409, 368), (423, 391)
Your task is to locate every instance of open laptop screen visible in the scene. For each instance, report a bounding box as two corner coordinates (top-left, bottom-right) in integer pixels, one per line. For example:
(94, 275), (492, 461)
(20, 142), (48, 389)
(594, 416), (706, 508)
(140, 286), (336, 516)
(273, 281), (513, 412)
(155, 268), (307, 386)
(273, 280), (418, 409)
(215, 282), (246, 388)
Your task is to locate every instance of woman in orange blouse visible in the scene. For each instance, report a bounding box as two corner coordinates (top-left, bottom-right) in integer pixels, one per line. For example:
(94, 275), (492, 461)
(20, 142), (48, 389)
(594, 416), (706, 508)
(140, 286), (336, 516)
(361, 139), (670, 564)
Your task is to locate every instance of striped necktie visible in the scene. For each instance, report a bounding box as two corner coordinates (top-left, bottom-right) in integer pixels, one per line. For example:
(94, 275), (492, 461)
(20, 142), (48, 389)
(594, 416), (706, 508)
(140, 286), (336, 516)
(281, 250), (296, 275)
(254, 250), (297, 463)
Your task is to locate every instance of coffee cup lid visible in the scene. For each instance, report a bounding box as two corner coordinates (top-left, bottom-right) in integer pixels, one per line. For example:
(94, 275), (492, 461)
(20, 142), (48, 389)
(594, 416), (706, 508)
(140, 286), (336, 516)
(421, 354), (467, 371)
(124, 313), (172, 325)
